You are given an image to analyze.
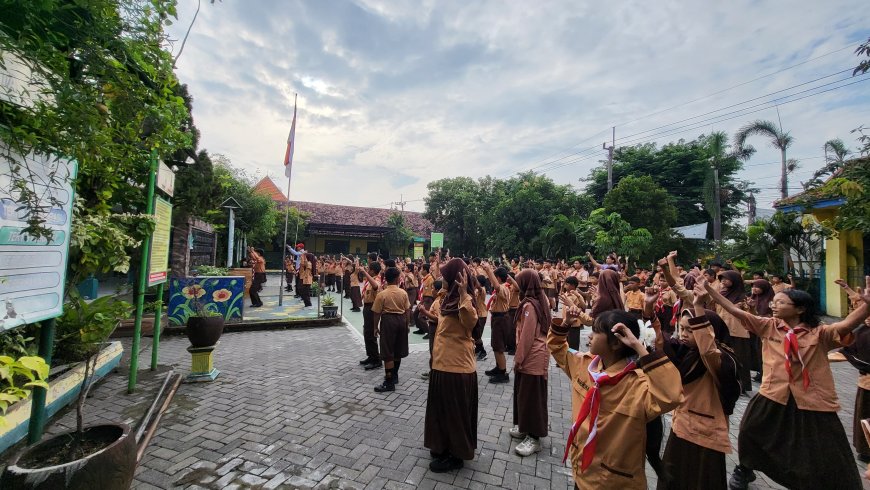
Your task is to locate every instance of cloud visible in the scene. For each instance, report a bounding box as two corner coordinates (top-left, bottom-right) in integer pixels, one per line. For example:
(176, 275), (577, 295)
(167, 0), (870, 213)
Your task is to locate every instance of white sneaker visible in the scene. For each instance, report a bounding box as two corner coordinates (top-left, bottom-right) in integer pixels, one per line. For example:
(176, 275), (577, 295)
(515, 436), (541, 457)
(508, 425), (526, 440)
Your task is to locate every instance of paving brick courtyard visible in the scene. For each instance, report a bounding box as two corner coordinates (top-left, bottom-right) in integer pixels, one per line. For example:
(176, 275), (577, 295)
(16, 319), (870, 489)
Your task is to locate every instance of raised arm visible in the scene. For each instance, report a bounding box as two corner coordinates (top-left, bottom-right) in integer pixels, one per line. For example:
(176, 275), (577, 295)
(830, 276), (870, 337)
(586, 251), (601, 269)
(699, 276), (753, 323)
(643, 287), (664, 352)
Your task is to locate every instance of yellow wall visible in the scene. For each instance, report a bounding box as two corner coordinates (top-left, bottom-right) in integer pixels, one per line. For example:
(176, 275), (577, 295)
(813, 209), (865, 316)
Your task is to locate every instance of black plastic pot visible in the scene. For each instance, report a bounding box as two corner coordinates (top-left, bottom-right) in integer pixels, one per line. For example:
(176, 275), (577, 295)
(186, 315), (225, 347)
(2, 423), (136, 490)
(322, 305), (339, 318)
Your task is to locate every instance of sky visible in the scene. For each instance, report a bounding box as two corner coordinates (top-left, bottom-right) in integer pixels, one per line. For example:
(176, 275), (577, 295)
(166, 0), (870, 214)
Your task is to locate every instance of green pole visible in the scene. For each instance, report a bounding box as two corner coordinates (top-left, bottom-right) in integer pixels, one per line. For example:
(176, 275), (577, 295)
(28, 318), (56, 443)
(150, 282), (164, 370)
(129, 150), (159, 393)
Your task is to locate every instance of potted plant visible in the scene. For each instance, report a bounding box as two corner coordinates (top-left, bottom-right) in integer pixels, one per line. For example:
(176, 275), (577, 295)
(321, 295), (338, 318)
(183, 281), (225, 348)
(2, 292), (137, 489)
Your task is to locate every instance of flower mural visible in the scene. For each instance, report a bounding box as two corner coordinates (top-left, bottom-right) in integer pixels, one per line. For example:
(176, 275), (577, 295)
(169, 277), (244, 326)
(212, 289), (232, 302)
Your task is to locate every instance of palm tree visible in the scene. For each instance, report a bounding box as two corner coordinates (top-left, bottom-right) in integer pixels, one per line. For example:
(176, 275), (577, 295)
(734, 120), (794, 200)
(804, 139), (852, 189)
(705, 132), (753, 243)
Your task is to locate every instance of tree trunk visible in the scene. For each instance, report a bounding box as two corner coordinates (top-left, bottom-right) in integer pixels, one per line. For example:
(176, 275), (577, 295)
(780, 148), (788, 200)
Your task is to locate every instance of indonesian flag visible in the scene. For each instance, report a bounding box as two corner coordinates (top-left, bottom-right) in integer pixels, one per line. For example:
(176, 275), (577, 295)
(283, 97), (297, 178)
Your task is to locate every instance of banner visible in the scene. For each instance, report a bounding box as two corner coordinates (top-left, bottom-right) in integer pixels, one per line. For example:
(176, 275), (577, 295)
(430, 232), (444, 248)
(147, 197), (172, 286)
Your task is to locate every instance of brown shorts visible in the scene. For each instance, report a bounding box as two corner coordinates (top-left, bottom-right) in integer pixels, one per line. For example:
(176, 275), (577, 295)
(490, 312), (512, 353)
(379, 313), (409, 362)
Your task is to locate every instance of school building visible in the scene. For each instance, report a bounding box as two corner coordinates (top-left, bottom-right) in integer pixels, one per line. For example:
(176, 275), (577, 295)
(253, 177), (434, 259)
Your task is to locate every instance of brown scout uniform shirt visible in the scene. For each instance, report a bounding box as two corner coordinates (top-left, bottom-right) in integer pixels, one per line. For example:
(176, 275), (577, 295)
(508, 283), (520, 310)
(548, 323), (682, 489)
(250, 254), (266, 273)
(740, 314), (852, 411)
(363, 276), (380, 304)
(514, 303), (549, 377)
(372, 284), (410, 315)
(432, 294), (477, 374)
(490, 283), (510, 313)
(298, 260), (313, 285)
(475, 288), (488, 319)
(420, 274), (435, 298)
(624, 290), (644, 311)
(672, 316), (732, 454)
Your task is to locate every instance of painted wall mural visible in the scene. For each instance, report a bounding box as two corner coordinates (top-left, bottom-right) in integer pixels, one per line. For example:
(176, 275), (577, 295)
(168, 276), (245, 325)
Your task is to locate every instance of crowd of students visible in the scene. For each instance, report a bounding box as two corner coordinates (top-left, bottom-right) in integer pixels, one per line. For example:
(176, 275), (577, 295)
(255, 244), (870, 489)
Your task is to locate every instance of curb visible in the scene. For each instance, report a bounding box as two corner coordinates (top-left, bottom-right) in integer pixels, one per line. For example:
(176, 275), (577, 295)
(163, 317), (344, 335)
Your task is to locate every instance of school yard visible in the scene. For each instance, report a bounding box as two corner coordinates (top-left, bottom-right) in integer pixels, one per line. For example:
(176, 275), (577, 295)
(21, 303), (870, 490)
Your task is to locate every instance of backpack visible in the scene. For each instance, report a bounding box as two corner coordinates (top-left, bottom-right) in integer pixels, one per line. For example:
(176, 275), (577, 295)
(713, 342), (743, 416)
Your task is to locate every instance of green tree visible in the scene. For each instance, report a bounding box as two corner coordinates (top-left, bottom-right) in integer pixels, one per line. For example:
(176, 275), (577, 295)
(585, 209), (654, 262)
(804, 138), (852, 189)
(423, 177), (483, 255)
(855, 36), (870, 76)
(602, 175), (676, 236)
(383, 213), (414, 257)
(734, 120), (795, 200)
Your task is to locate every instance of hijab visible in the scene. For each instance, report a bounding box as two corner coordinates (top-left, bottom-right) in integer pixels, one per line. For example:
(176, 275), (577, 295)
(751, 279), (775, 316)
(439, 258), (477, 315)
(514, 269), (551, 335)
(662, 307), (732, 385)
(718, 270), (746, 304)
(591, 269), (624, 318)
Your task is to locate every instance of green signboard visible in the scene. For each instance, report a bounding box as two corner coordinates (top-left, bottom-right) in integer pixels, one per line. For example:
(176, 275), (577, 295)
(147, 197), (172, 286)
(430, 232), (444, 248)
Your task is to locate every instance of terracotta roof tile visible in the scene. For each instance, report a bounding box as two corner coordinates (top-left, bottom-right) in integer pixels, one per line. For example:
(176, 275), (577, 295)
(289, 200), (433, 236)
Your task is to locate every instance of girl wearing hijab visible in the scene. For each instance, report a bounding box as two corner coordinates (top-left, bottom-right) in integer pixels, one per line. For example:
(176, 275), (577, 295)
(747, 279), (775, 382)
(704, 276), (870, 490)
(424, 258), (479, 473)
(509, 269), (552, 457)
(715, 270), (752, 393)
(590, 269), (624, 318)
(657, 290), (735, 490)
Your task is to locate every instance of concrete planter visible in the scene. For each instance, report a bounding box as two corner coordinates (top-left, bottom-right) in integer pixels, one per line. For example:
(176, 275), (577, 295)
(0, 341), (124, 455)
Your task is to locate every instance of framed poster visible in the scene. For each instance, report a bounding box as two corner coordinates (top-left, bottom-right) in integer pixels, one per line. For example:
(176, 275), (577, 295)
(147, 197), (172, 287)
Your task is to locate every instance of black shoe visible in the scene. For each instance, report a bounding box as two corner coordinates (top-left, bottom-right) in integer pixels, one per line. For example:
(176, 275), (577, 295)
(374, 380), (395, 393)
(752, 372), (762, 383)
(507, 350), (516, 356)
(476, 350), (487, 361)
(421, 334), (430, 339)
(429, 456), (463, 473)
(360, 357), (373, 365)
(351, 308), (361, 312)
(413, 329), (427, 335)
(484, 366), (500, 376)
(728, 465), (756, 490)
(364, 361), (382, 370)
(489, 371), (510, 384)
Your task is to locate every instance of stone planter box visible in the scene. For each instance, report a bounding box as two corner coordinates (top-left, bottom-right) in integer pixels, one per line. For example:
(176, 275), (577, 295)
(112, 314), (167, 338)
(0, 341), (124, 454)
(168, 276), (245, 326)
(228, 268), (252, 298)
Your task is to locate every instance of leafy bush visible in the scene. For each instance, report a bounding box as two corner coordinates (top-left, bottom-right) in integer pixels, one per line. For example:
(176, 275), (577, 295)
(196, 265), (229, 276)
(0, 355), (49, 427)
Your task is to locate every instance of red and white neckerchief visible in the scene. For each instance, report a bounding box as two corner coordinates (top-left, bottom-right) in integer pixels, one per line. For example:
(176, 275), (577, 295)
(418, 274), (431, 301)
(780, 324), (810, 389)
(654, 287), (671, 313)
(486, 284), (502, 310)
(563, 356), (637, 470)
(670, 299), (681, 327)
(362, 277), (380, 296)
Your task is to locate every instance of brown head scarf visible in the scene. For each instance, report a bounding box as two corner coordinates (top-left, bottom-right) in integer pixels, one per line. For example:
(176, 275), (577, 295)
(719, 270), (746, 304)
(751, 279), (775, 316)
(591, 269), (624, 318)
(440, 258), (477, 314)
(514, 269), (551, 335)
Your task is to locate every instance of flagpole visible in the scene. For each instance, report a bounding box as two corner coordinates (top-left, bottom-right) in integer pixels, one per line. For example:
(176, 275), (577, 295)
(278, 93), (297, 307)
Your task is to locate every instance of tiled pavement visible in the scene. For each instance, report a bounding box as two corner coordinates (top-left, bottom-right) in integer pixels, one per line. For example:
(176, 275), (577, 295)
(10, 319), (870, 489)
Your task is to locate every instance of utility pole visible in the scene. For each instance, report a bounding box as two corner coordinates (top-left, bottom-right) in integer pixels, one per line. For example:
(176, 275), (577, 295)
(711, 159), (722, 244)
(747, 193), (756, 226)
(393, 194), (406, 212)
(604, 126), (615, 192)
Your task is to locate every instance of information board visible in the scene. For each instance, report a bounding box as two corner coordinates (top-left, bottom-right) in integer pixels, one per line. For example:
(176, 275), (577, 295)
(0, 143), (76, 331)
(413, 242), (424, 260)
(430, 232), (444, 248)
(147, 197), (172, 286)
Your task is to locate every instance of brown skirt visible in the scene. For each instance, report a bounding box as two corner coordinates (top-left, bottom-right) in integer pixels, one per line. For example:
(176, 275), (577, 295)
(512, 372), (547, 438)
(424, 370), (478, 460)
(854, 386), (870, 458)
(350, 286), (362, 309)
(727, 336), (753, 391)
(658, 433), (726, 490)
(738, 393), (862, 489)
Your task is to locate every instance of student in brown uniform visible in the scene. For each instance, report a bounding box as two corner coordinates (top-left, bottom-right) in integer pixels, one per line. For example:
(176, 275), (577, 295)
(836, 279), (870, 462)
(248, 247), (266, 307)
(624, 276), (645, 318)
(506, 271), (520, 355)
(284, 256), (295, 293)
(559, 276), (593, 350)
(359, 260), (382, 370)
(348, 258), (362, 312)
(714, 270), (753, 393)
(657, 286), (737, 490)
(342, 257), (352, 298)
(424, 259), (479, 473)
(371, 266), (411, 392)
(298, 253), (315, 307)
(483, 264), (512, 383)
(509, 269), (551, 457)
(415, 262), (437, 335)
(403, 263), (419, 327)
(703, 276), (870, 490)
(418, 279), (445, 380)
(747, 279), (775, 382)
(551, 306), (682, 489)
(474, 274), (489, 361)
